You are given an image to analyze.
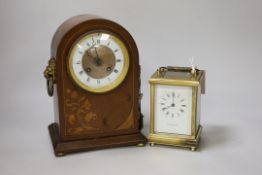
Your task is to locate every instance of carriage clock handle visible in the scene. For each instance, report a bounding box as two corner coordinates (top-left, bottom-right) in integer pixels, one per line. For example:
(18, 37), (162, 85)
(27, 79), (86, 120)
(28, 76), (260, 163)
(157, 66), (205, 94)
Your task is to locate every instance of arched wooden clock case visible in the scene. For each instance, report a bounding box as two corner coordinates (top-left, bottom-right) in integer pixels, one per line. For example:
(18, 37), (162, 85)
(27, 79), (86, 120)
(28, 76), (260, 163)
(44, 15), (147, 156)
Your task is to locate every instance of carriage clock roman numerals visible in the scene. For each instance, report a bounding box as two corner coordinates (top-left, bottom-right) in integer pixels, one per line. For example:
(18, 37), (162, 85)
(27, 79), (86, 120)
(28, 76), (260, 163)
(160, 91), (187, 118)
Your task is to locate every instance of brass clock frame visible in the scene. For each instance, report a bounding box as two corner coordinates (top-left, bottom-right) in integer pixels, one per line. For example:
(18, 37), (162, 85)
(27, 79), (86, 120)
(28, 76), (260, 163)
(148, 67), (205, 151)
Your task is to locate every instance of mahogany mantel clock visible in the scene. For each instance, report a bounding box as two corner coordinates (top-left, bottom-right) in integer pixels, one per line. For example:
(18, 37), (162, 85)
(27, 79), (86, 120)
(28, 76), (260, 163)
(44, 15), (147, 156)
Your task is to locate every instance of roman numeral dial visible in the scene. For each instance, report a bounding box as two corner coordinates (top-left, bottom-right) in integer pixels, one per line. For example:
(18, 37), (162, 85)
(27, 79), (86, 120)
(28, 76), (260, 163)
(159, 91), (187, 118)
(154, 85), (193, 135)
(68, 32), (129, 93)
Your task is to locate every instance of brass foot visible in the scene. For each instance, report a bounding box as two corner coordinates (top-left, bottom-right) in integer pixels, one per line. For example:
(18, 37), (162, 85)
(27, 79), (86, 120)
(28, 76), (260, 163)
(191, 147), (196, 151)
(137, 143), (145, 147)
(149, 142), (155, 147)
(56, 153), (65, 157)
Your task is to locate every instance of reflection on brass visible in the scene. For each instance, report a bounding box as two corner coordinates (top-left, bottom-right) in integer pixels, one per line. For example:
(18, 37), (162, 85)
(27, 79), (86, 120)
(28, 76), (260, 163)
(82, 46), (116, 79)
(56, 153), (65, 157)
(149, 142), (155, 147)
(191, 147), (196, 151)
(137, 143), (145, 147)
(44, 57), (56, 96)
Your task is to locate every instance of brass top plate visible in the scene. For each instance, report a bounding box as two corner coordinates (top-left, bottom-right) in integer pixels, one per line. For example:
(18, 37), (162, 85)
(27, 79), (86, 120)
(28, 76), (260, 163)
(149, 67), (206, 93)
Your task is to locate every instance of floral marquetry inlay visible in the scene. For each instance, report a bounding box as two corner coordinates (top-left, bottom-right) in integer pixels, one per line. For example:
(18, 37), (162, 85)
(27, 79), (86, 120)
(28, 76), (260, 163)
(65, 89), (100, 135)
(64, 88), (134, 136)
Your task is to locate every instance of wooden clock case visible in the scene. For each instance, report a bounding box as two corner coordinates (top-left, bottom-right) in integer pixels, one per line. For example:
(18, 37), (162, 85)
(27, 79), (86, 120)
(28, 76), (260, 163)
(45, 15), (147, 156)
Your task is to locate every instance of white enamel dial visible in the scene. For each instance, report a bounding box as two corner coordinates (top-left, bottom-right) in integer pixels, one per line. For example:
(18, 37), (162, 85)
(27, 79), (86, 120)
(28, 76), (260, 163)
(68, 32), (129, 93)
(154, 84), (193, 135)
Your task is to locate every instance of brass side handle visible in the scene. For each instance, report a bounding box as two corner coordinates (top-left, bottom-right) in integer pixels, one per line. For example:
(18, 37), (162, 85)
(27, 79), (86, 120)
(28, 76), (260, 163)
(44, 58), (56, 96)
(200, 70), (206, 94)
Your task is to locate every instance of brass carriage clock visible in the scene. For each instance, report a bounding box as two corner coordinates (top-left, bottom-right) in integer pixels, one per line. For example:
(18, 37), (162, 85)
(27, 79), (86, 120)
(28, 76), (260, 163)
(44, 15), (147, 156)
(148, 67), (205, 151)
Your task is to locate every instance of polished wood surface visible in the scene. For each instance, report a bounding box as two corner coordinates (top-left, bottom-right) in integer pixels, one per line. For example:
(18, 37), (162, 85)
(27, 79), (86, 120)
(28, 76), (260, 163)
(48, 14), (146, 155)
(49, 123), (147, 156)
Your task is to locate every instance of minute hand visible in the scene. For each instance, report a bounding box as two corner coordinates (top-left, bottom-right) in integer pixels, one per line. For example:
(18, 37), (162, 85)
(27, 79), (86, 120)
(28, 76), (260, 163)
(94, 47), (102, 65)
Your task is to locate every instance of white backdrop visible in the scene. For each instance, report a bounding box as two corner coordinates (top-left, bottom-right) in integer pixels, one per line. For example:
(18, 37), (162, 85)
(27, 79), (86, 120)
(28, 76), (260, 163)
(1, 0), (262, 175)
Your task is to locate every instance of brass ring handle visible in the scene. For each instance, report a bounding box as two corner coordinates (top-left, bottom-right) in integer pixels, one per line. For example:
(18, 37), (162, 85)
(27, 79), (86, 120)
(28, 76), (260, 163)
(47, 78), (54, 96)
(44, 58), (56, 97)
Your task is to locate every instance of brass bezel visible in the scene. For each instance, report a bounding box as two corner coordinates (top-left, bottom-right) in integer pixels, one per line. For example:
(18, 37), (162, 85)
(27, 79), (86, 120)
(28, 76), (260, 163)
(148, 67), (205, 151)
(68, 32), (130, 93)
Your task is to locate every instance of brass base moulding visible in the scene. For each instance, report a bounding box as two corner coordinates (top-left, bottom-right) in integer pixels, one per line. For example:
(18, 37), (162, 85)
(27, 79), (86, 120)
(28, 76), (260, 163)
(148, 125), (202, 151)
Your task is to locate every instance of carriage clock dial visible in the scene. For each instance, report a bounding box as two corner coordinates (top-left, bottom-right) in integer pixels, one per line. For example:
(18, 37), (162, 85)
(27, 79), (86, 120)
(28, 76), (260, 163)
(154, 85), (193, 135)
(160, 92), (188, 118)
(69, 32), (129, 93)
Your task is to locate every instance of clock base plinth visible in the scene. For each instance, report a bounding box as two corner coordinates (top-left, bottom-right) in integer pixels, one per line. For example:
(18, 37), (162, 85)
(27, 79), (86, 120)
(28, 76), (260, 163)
(48, 123), (147, 156)
(148, 125), (202, 151)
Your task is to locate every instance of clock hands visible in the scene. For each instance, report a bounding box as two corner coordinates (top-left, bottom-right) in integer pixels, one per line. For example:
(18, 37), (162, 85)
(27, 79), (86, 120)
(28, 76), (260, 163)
(84, 48), (101, 73)
(162, 102), (175, 111)
(169, 92), (176, 108)
(94, 47), (103, 66)
(166, 103), (175, 109)
(88, 44), (103, 66)
(161, 92), (187, 118)
(93, 47), (113, 72)
(172, 92), (175, 104)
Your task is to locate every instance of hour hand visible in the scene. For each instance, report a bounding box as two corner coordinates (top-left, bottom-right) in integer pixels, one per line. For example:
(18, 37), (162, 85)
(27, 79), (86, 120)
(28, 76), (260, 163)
(162, 106), (171, 111)
(166, 102), (175, 109)
(95, 58), (103, 66)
